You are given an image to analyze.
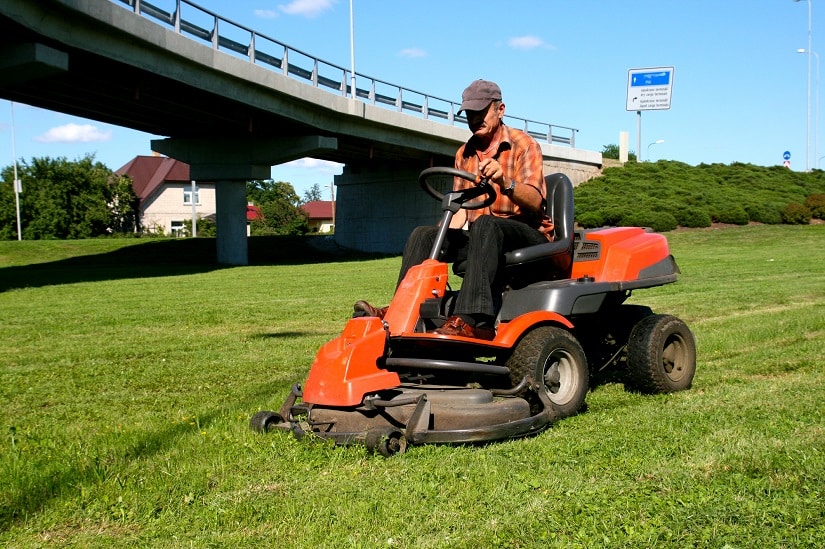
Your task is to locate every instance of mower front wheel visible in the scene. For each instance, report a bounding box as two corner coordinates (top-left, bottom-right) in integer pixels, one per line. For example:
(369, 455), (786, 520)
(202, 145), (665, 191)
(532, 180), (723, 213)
(507, 326), (589, 418)
(250, 410), (284, 433)
(627, 314), (696, 394)
(365, 428), (408, 457)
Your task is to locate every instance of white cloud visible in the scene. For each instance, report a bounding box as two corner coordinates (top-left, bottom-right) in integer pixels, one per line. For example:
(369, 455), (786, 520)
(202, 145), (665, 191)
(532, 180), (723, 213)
(278, 0), (336, 18)
(398, 48), (427, 59)
(254, 9), (278, 19)
(35, 123), (112, 143)
(507, 35), (554, 50)
(286, 158), (343, 171)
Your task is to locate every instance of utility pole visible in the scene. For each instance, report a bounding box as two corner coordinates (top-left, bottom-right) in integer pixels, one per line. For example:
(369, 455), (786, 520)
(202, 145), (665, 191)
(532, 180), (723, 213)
(11, 102), (22, 240)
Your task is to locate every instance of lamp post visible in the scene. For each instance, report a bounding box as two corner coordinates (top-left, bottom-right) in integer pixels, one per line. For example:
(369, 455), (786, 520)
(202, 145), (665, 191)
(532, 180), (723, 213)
(647, 139), (665, 161)
(349, 0), (356, 98)
(798, 48), (820, 168)
(795, 0), (812, 171)
(10, 102), (22, 241)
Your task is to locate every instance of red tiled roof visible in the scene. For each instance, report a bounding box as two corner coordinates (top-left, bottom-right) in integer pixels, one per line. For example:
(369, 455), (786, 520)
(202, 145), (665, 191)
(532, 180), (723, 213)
(115, 156), (191, 205)
(246, 204), (262, 221)
(302, 200), (334, 219)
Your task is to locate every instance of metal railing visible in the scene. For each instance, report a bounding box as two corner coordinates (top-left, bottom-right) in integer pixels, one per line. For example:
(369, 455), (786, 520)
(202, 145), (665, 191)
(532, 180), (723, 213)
(112, 0), (578, 147)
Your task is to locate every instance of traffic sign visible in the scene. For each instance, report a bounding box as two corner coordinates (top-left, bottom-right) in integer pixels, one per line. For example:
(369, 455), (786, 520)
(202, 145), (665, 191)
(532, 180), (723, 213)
(783, 151), (791, 161)
(626, 67), (675, 111)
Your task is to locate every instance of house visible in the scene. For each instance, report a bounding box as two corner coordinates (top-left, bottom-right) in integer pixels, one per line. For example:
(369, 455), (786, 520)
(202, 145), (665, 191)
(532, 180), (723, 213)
(302, 200), (335, 233)
(116, 155), (216, 236)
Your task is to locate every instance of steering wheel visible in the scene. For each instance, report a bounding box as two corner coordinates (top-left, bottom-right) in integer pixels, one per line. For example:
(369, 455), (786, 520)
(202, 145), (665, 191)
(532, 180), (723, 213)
(418, 167), (497, 210)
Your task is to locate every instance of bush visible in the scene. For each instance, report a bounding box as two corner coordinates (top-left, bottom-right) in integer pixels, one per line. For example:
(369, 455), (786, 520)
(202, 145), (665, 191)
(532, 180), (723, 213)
(621, 211), (678, 232)
(715, 205), (750, 225)
(804, 193), (825, 219)
(576, 212), (605, 228)
(745, 204), (783, 225)
(780, 202), (812, 224)
(675, 207), (712, 228)
(599, 206), (634, 227)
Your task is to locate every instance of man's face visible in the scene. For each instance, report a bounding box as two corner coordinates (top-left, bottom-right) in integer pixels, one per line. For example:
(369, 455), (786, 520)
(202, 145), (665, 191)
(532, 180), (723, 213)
(465, 101), (503, 141)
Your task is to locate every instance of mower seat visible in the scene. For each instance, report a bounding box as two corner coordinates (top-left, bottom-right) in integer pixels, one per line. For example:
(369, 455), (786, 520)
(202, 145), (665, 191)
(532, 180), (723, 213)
(502, 173), (575, 288)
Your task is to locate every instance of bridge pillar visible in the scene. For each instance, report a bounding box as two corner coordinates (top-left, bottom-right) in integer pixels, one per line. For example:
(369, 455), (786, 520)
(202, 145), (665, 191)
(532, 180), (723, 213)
(215, 181), (248, 266)
(334, 161), (441, 254)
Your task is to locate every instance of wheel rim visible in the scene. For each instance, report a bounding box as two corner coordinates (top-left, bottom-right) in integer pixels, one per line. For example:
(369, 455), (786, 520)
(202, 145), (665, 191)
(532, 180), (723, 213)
(541, 348), (579, 405)
(661, 332), (689, 383)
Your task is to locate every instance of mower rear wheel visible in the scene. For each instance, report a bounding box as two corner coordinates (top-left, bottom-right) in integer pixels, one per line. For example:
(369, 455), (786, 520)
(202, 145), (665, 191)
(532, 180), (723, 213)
(250, 410), (284, 433)
(507, 326), (589, 418)
(627, 314), (696, 394)
(365, 428), (408, 457)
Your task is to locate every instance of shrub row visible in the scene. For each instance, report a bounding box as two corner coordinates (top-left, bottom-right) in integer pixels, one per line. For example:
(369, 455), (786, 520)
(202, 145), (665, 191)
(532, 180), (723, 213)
(573, 161), (825, 231)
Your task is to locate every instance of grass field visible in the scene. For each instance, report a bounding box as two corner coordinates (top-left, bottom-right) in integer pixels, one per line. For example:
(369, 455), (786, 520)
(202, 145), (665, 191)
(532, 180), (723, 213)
(1, 226), (824, 547)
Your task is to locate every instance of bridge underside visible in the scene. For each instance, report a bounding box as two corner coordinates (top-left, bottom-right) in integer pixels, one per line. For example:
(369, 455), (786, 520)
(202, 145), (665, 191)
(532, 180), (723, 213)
(0, 0), (600, 262)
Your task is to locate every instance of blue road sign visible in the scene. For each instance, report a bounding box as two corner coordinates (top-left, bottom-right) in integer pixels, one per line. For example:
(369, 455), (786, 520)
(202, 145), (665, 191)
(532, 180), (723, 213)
(783, 151), (791, 160)
(630, 71), (672, 87)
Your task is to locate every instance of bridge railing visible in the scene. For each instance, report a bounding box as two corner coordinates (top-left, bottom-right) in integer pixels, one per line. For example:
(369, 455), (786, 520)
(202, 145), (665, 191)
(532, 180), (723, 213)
(113, 0), (578, 147)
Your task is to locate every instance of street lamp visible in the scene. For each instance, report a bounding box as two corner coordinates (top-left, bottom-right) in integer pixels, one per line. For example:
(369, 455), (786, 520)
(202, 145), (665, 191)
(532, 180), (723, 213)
(798, 48), (820, 168)
(10, 102), (22, 241)
(647, 139), (665, 161)
(794, 0), (812, 171)
(349, 0), (356, 97)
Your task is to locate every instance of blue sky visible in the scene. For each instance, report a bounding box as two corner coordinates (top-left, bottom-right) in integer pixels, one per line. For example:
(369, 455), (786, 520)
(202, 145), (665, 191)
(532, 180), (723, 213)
(1, 0), (823, 197)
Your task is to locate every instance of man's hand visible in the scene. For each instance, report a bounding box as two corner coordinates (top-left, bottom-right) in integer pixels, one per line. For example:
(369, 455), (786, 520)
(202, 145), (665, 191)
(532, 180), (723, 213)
(478, 158), (504, 186)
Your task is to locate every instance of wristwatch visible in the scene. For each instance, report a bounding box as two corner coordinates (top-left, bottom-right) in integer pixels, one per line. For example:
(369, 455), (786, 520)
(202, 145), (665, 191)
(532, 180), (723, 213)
(501, 180), (516, 197)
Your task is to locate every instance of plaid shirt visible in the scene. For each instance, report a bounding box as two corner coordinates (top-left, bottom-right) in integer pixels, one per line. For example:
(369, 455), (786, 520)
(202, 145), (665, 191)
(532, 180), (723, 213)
(454, 124), (554, 239)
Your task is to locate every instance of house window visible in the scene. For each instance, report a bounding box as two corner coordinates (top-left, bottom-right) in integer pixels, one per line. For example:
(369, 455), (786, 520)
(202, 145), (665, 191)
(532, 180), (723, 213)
(183, 185), (200, 205)
(171, 220), (185, 237)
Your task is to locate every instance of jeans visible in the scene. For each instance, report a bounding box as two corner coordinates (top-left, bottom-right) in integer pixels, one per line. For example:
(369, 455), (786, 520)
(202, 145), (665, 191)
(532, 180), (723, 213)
(397, 216), (548, 318)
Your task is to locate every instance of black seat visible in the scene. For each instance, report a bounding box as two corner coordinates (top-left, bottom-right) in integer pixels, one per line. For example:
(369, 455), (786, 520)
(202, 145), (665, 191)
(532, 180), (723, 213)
(502, 173), (575, 287)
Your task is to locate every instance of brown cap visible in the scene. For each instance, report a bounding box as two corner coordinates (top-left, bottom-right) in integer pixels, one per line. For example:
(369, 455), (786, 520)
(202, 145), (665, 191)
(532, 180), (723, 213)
(458, 79), (502, 114)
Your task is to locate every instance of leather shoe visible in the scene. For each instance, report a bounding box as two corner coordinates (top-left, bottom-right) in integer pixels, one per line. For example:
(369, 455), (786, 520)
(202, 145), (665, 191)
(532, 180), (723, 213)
(432, 315), (495, 340)
(353, 300), (388, 319)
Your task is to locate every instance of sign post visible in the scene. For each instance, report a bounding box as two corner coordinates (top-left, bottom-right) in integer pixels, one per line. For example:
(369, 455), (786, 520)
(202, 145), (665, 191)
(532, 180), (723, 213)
(626, 67), (675, 160)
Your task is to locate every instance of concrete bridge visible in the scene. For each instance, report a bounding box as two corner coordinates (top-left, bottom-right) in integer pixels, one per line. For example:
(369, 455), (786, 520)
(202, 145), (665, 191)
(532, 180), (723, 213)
(0, 0), (603, 263)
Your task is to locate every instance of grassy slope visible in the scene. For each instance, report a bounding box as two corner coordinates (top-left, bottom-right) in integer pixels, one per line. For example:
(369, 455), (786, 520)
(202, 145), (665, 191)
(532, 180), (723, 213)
(1, 224), (824, 547)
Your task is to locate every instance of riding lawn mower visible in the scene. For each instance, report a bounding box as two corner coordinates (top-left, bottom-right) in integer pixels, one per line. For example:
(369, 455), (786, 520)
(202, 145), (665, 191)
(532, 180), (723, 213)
(251, 167), (696, 456)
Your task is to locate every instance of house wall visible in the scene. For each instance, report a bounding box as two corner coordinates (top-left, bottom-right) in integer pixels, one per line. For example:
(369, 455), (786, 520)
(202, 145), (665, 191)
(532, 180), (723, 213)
(141, 183), (216, 236)
(308, 220), (334, 233)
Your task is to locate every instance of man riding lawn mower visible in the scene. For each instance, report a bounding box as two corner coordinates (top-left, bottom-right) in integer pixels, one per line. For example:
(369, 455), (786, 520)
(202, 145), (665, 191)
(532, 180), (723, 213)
(252, 79), (695, 455)
(251, 167), (697, 456)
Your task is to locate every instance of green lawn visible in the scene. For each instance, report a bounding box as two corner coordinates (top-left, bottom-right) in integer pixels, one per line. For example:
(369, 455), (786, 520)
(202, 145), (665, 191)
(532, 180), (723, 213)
(1, 226), (824, 547)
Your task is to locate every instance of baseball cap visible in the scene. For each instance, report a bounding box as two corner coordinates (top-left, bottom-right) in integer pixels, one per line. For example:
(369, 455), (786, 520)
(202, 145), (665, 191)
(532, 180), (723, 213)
(458, 79), (502, 114)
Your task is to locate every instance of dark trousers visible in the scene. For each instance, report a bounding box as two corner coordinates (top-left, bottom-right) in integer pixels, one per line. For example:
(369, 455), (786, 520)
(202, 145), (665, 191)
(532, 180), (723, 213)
(397, 216), (548, 319)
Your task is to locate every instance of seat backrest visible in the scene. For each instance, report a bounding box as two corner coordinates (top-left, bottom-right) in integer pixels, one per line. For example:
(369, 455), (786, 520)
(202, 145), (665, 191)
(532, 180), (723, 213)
(545, 172), (575, 242)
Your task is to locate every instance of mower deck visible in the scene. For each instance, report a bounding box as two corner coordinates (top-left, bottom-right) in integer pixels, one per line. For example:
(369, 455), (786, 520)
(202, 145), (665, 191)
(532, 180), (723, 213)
(263, 383), (555, 455)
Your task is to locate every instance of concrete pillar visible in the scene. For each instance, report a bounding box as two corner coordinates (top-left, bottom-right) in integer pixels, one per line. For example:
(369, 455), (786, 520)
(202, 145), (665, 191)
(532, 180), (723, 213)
(334, 161), (441, 254)
(215, 181), (248, 265)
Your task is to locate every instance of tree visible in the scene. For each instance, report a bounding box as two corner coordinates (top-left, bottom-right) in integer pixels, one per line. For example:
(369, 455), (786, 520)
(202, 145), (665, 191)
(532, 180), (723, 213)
(303, 183), (323, 203)
(0, 155), (139, 240)
(602, 144), (637, 162)
(246, 179), (308, 235)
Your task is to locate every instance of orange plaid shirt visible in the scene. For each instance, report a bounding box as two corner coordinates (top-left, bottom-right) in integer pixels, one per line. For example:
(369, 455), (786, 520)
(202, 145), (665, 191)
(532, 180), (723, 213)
(454, 124), (554, 240)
